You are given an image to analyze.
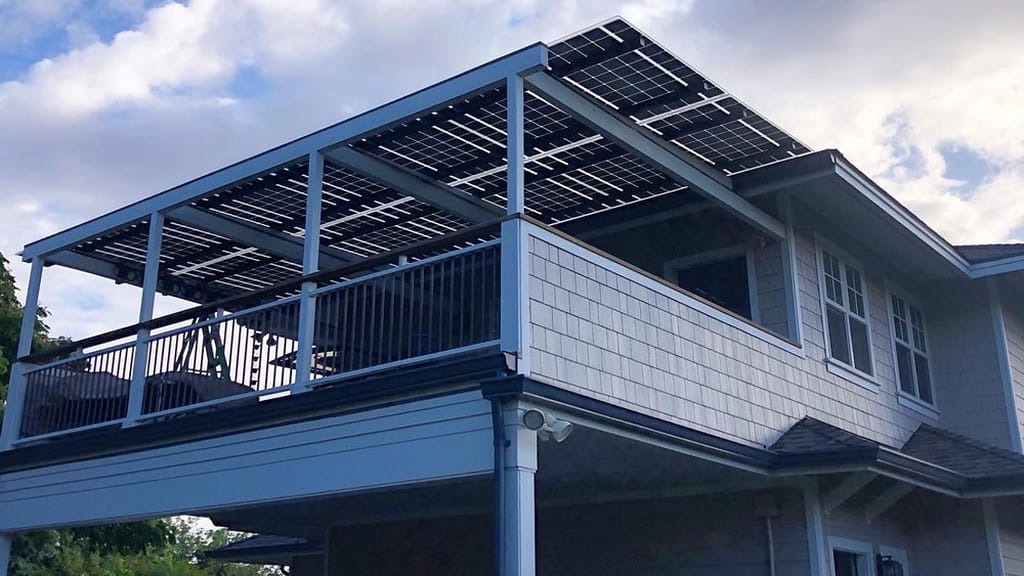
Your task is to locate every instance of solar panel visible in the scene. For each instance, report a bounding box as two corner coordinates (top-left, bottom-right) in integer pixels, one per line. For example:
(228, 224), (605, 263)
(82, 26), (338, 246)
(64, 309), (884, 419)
(61, 18), (811, 303)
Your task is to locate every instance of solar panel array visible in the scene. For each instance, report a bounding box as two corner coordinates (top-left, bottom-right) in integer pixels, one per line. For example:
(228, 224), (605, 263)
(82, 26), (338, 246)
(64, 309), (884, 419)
(67, 18), (809, 301)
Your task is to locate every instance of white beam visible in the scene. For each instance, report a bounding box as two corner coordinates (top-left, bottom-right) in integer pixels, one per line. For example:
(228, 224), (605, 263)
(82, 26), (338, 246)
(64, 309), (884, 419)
(506, 74), (525, 214)
(523, 71), (787, 240)
(865, 482), (913, 523)
(22, 43), (549, 262)
(169, 207), (354, 269)
(324, 148), (502, 223)
(822, 471), (875, 515)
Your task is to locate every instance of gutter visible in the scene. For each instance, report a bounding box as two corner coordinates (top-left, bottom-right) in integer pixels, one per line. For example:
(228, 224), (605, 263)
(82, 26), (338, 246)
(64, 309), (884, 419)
(483, 376), (1024, 499)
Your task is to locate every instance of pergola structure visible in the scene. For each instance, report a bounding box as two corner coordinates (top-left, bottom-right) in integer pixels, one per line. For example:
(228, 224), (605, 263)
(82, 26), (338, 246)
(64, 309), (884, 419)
(20, 18), (808, 305)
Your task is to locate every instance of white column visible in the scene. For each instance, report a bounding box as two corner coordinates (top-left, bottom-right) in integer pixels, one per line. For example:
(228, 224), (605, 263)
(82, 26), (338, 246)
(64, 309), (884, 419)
(802, 477), (829, 576)
(0, 532), (11, 576)
(500, 73), (528, 370)
(0, 257), (43, 448)
(295, 151), (324, 390)
(506, 74), (525, 215)
(501, 404), (537, 576)
(125, 212), (164, 425)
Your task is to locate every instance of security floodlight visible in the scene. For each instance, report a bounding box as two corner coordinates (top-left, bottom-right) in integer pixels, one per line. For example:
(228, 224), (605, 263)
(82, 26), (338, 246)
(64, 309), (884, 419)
(520, 409), (574, 443)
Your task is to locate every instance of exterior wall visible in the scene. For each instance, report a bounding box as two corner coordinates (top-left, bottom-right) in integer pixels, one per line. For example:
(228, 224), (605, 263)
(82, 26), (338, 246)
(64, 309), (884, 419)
(0, 391), (494, 530)
(926, 281), (1014, 450)
(907, 494), (993, 576)
(326, 489), (810, 576)
(527, 223), (927, 448)
(754, 240), (791, 337)
(1001, 304), (1024, 449)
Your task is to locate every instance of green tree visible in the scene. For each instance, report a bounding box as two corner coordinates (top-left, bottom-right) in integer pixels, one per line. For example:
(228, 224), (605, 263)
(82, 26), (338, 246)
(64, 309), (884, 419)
(0, 253), (280, 576)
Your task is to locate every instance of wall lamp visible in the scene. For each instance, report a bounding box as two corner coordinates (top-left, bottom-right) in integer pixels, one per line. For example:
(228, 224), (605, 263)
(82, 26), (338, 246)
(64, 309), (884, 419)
(521, 409), (574, 443)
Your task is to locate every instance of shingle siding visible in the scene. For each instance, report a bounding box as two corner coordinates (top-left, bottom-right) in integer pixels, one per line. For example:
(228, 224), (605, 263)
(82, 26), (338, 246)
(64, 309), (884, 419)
(926, 282), (1014, 450)
(527, 227), (926, 448)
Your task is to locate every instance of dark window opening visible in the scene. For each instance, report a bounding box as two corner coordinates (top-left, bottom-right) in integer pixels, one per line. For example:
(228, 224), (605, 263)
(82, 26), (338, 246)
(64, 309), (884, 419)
(833, 550), (863, 576)
(675, 255), (751, 319)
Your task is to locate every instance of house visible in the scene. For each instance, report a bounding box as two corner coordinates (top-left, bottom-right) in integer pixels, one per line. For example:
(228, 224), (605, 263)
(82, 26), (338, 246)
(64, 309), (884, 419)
(3, 17), (1024, 576)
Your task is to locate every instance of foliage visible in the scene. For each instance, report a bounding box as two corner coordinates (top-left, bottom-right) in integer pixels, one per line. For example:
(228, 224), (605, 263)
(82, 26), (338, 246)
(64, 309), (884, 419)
(0, 253), (283, 576)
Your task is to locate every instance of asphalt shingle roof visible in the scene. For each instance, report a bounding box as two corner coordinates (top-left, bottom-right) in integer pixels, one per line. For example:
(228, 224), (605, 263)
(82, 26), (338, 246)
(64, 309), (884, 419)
(956, 243), (1024, 264)
(771, 417), (878, 454)
(773, 417), (1024, 481)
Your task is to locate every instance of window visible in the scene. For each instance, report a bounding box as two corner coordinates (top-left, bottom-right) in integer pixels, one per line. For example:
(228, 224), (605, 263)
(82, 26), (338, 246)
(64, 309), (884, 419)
(890, 293), (933, 405)
(820, 247), (873, 375)
(665, 247), (756, 321)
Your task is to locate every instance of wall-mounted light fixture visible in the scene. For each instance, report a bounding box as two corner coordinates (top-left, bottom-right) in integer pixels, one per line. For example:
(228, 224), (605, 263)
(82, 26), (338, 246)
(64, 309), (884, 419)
(521, 409), (574, 443)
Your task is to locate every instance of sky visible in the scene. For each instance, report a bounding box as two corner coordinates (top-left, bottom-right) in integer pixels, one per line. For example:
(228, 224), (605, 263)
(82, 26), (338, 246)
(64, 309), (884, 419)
(1, 0), (1023, 340)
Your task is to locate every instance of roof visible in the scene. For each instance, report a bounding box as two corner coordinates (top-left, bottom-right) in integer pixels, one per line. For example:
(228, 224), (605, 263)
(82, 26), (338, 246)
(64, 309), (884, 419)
(902, 424), (1024, 479)
(24, 18), (810, 303)
(771, 415), (878, 454)
(957, 243), (1024, 264)
(204, 534), (321, 565)
(772, 416), (1024, 492)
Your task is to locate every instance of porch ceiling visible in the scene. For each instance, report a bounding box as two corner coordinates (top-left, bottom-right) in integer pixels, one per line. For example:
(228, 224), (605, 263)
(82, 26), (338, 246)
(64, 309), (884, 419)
(209, 423), (763, 537)
(33, 18), (809, 303)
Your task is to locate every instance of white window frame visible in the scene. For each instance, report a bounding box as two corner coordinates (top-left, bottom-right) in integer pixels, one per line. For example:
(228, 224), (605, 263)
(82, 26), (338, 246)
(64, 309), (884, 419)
(829, 536), (876, 576)
(816, 237), (877, 386)
(885, 285), (938, 417)
(878, 545), (910, 576)
(663, 244), (760, 323)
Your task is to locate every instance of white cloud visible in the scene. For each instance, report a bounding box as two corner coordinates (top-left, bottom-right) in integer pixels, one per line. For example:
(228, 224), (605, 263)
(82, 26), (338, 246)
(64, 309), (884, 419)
(1, 0), (1022, 340)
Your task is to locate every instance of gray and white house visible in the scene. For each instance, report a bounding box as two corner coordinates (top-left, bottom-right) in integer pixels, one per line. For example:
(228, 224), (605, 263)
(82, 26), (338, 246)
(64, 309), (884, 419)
(4, 18), (1024, 576)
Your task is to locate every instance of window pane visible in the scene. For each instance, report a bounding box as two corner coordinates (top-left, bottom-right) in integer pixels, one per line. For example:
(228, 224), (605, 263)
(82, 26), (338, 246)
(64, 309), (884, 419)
(823, 251), (844, 306)
(896, 344), (914, 395)
(915, 352), (933, 403)
(850, 318), (872, 374)
(845, 265), (865, 317)
(910, 306), (927, 352)
(891, 295), (908, 342)
(827, 306), (851, 364)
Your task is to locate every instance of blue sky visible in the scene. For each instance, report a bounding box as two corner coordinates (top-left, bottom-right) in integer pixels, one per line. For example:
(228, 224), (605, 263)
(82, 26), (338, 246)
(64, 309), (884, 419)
(1, 0), (1023, 339)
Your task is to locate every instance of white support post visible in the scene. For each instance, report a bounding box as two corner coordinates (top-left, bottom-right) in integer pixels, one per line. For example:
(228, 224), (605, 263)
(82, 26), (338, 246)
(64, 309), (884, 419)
(501, 403), (537, 576)
(500, 219), (523, 369)
(506, 73), (525, 215)
(0, 532), (11, 576)
(802, 477), (828, 576)
(295, 151), (324, 390)
(0, 257), (43, 448)
(500, 73), (529, 372)
(125, 212), (164, 425)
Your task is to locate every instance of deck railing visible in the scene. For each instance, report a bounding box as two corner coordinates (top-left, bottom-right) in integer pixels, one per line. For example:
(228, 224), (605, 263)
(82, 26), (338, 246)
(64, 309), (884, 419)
(13, 222), (505, 443)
